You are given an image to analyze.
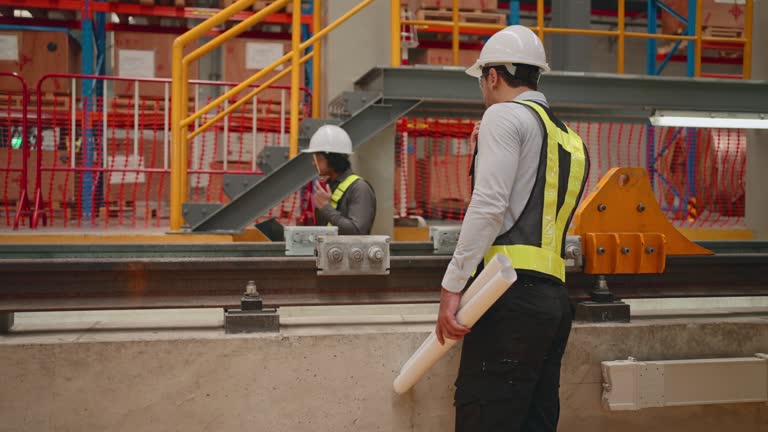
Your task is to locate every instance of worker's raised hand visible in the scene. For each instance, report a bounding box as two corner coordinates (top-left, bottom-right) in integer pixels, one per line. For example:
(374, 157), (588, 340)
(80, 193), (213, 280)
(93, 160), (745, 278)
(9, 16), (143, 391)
(312, 182), (332, 209)
(470, 121), (481, 148)
(436, 288), (470, 345)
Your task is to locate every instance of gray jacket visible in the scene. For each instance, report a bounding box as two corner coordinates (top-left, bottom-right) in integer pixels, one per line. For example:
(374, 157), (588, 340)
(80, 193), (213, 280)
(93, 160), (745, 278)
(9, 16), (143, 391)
(316, 170), (377, 235)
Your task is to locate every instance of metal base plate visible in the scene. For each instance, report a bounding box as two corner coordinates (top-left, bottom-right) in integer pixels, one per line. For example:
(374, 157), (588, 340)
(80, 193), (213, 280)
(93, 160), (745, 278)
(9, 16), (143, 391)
(0, 312), (14, 333)
(224, 308), (280, 334)
(575, 301), (630, 323)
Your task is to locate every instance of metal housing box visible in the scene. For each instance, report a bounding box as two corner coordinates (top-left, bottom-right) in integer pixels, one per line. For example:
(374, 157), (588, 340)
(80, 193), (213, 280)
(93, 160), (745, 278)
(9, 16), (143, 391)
(316, 235), (391, 276)
(430, 226), (461, 255)
(284, 226), (338, 256)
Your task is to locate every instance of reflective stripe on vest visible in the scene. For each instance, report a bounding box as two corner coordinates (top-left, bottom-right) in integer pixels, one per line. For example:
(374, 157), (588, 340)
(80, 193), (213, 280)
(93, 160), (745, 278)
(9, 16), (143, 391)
(330, 174), (362, 210)
(482, 100), (588, 283)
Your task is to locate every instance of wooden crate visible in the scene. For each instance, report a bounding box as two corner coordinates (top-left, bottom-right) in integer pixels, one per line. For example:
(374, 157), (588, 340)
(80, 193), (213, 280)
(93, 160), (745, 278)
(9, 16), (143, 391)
(415, 9), (506, 25)
(113, 33), (199, 99)
(0, 31), (80, 94)
(410, 47), (479, 67)
(661, 0), (745, 34)
(407, 0), (498, 12)
(222, 38), (306, 113)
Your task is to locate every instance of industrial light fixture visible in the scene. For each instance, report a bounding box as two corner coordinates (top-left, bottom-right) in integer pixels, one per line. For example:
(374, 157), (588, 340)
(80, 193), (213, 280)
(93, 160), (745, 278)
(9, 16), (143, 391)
(649, 110), (768, 129)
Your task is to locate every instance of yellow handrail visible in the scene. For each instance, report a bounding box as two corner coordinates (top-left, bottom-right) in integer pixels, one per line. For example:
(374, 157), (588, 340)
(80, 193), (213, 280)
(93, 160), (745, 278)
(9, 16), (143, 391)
(182, 0), (374, 130)
(290, 0), (302, 159)
(393, 0), (753, 79)
(170, 0), (375, 232)
(390, 0), (401, 67)
(743, 0), (753, 79)
(187, 52), (315, 142)
(170, 0), (287, 232)
(312, 0), (322, 117)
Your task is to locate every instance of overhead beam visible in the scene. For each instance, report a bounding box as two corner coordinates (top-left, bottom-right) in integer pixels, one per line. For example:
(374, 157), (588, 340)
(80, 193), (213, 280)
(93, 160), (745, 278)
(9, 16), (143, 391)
(357, 67), (768, 116)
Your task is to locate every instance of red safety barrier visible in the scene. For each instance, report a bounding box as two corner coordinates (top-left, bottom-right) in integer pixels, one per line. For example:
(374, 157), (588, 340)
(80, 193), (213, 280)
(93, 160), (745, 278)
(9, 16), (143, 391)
(396, 118), (747, 228)
(29, 74), (310, 229)
(0, 72), (32, 229)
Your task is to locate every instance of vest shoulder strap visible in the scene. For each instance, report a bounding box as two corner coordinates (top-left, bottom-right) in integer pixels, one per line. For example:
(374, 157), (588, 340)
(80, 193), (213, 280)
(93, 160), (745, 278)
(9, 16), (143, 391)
(331, 174), (363, 208)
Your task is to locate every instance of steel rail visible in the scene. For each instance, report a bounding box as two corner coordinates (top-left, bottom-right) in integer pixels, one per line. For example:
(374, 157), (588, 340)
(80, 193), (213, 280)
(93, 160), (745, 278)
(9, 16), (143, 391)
(0, 253), (766, 313)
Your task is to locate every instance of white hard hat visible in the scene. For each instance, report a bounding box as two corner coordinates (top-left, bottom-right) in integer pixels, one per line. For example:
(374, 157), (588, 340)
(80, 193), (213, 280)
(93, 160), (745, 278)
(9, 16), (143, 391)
(466, 25), (550, 78)
(303, 124), (353, 155)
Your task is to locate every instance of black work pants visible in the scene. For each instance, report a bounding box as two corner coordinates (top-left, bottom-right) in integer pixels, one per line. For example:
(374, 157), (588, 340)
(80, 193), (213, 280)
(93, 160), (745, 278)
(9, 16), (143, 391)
(454, 274), (572, 432)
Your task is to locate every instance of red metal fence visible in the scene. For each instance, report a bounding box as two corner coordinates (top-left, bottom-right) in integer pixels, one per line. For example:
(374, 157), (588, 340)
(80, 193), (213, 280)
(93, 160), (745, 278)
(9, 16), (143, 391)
(0, 74), (749, 231)
(395, 118), (747, 228)
(0, 73), (309, 230)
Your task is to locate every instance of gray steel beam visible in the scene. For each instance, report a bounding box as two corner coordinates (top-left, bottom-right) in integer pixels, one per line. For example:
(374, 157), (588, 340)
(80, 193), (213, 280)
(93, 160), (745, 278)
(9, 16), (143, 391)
(356, 67), (768, 115)
(190, 98), (421, 233)
(0, 254), (766, 313)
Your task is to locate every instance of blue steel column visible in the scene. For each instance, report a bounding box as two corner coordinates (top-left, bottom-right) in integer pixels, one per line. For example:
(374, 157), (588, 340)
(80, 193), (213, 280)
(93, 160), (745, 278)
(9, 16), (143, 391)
(508, 0), (520, 25)
(686, 0), (696, 77)
(647, 0), (658, 75)
(303, 1), (312, 110)
(81, 0), (96, 219)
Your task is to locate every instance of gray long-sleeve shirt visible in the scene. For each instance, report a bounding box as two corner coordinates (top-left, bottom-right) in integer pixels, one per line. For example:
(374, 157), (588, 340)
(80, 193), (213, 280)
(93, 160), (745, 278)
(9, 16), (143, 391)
(316, 170), (377, 235)
(441, 91), (548, 293)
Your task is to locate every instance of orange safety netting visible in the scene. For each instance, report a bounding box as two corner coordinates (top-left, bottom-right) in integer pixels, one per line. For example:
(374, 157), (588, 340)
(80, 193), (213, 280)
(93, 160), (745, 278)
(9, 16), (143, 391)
(395, 117), (747, 228)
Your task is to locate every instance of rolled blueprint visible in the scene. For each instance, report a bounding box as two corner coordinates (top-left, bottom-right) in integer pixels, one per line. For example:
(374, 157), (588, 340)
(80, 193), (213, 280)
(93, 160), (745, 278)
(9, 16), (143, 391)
(393, 254), (517, 394)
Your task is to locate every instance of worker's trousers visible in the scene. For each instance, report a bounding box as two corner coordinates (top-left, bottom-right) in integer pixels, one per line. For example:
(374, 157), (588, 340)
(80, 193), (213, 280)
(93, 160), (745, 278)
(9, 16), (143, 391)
(454, 274), (572, 432)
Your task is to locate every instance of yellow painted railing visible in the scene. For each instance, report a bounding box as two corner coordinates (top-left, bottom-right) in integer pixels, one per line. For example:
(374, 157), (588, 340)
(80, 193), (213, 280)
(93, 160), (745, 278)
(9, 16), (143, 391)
(391, 0), (753, 79)
(170, 0), (374, 232)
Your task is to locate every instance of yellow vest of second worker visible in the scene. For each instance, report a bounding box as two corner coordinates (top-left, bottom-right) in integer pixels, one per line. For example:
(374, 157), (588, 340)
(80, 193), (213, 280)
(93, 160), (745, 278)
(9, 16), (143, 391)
(327, 174), (362, 227)
(476, 100), (589, 283)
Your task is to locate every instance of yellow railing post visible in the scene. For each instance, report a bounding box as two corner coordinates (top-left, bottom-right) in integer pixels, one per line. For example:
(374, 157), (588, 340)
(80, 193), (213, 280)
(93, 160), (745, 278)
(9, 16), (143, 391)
(169, 0), (289, 232)
(289, 0), (302, 159)
(617, 0), (625, 74)
(694, 0), (703, 77)
(743, 0), (753, 79)
(183, 0), (374, 128)
(171, 40), (184, 232)
(391, 0), (402, 67)
(536, 0), (544, 40)
(312, 0), (322, 117)
(452, 0), (460, 66)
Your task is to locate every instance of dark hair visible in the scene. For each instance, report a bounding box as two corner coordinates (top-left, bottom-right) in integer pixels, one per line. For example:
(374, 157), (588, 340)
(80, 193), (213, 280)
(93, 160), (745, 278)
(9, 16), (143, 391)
(481, 64), (540, 91)
(322, 152), (351, 174)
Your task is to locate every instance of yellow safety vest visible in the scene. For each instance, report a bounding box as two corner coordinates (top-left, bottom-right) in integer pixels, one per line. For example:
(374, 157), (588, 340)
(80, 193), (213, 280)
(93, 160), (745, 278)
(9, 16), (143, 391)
(325, 174), (363, 227)
(330, 174), (362, 209)
(477, 100), (589, 283)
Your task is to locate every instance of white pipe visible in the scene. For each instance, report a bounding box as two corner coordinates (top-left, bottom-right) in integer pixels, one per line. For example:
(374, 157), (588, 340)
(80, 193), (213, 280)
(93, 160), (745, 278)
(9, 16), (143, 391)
(393, 254), (517, 394)
(102, 80), (108, 169)
(280, 89), (286, 146)
(70, 78), (76, 168)
(223, 99), (229, 171)
(400, 131), (408, 218)
(163, 82), (170, 170)
(399, 254), (508, 373)
(133, 82), (139, 158)
(252, 96), (258, 172)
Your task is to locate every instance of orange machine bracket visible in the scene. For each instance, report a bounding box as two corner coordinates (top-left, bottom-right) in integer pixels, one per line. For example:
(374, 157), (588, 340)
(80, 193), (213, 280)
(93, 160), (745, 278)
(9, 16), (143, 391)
(572, 168), (713, 274)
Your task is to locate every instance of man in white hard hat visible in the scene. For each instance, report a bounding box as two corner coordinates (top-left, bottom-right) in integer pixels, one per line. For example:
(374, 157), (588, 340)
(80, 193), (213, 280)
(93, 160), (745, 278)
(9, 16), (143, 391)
(302, 124), (376, 235)
(435, 26), (590, 431)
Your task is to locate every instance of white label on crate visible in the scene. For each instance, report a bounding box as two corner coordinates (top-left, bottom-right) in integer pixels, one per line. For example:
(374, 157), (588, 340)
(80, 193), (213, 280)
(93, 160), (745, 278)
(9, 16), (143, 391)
(714, 0), (745, 4)
(118, 49), (155, 78)
(0, 35), (18, 61)
(245, 42), (284, 71)
(109, 154), (146, 184)
(41, 128), (58, 151)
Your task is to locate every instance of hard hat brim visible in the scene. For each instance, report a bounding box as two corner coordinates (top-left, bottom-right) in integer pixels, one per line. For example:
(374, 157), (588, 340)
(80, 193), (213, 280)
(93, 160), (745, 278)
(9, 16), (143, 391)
(465, 62), (482, 78)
